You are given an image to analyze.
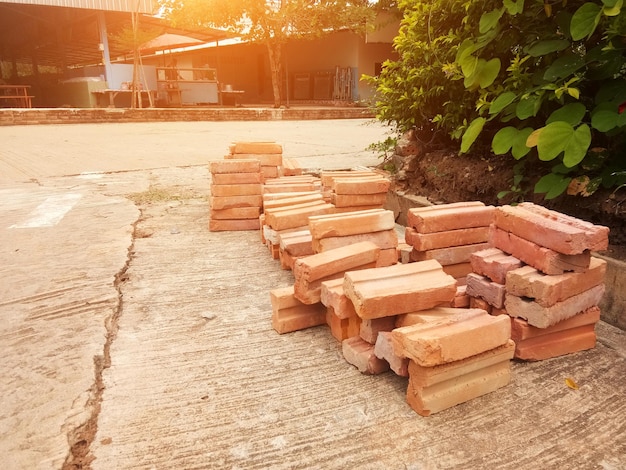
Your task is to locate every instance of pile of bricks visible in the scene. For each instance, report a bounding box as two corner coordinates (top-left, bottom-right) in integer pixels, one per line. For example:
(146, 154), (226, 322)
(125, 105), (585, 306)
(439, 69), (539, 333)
(321, 170), (390, 211)
(225, 141), (283, 181)
(208, 159), (263, 232)
(470, 202), (609, 361)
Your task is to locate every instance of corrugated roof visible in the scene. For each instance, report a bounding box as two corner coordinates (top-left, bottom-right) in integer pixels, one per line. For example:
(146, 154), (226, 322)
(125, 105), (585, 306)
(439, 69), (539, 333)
(0, 0), (154, 14)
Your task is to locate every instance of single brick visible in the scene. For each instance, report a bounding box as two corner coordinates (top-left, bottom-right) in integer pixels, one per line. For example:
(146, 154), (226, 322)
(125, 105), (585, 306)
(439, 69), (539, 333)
(494, 203), (609, 254)
(374, 331), (409, 377)
(342, 336), (390, 375)
(360, 316), (397, 344)
(392, 308), (511, 366)
(505, 283), (605, 328)
(450, 285), (470, 308)
(505, 257), (606, 307)
(465, 272), (506, 309)
(210, 195), (263, 210)
(209, 207), (261, 220)
(209, 159), (260, 174)
(469, 296), (492, 314)
(320, 278), (358, 319)
(332, 176), (390, 195)
(407, 202), (495, 233)
(331, 193), (388, 208)
(441, 262), (473, 280)
(510, 306), (600, 361)
(281, 157), (303, 176)
(407, 226), (491, 251)
(269, 287), (327, 334)
(225, 152), (283, 167)
(320, 170), (377, 188)
(491, 226), (591, 275)
(470, 247), (523, 284)
(264, 202), (335, 231)
(343, 260), (457, 320)
(211, 172), (263, 185)
(232, 141), (283, 154)
(312, 229), (398, 253)
(263, 193), (323, 211)
(264, 182), (318, 193)
(208, 218), (260, 232)
(410, 242), (491, 266)
(326, 306), (362, 342)
(376, 248), (399, 267)
(279, 229), (314, 257)
(308, 209), (395, 239)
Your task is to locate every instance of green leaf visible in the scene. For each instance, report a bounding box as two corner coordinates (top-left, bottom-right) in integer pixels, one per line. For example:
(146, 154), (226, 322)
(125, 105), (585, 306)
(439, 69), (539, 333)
(591, 109), (618, 131)
(570, 3), (602, 40)
(543, 54), (586, 81)
(534, 173), (572, 199)
(537, 121), (573, 161)
(489, 91), (516, 114)
(504, 0), (524, 15)
(547, 103), (587, 126)
(460, 117), (486, 153)
(512, 128), (534, 159)
(516, 96), (538, 119)
(603, 0), (623, 16)
(477, 58), (501, 88)
(602, 0), (619, 8)
(479, 8), (504, 33)
(492, 127), (518, 154)
(563, 124), (591, 167)
(526, 39), (571, 57)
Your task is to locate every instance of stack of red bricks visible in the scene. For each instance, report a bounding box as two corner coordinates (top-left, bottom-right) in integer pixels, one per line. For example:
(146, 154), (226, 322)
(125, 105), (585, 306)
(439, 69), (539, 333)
(208, 159), (263, 232)
(321, 170), (390, 211)
(226, 141), (283, 181)
(467, 202), (609, 361)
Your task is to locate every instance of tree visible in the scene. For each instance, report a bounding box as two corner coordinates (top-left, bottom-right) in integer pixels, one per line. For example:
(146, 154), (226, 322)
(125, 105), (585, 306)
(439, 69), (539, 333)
(160, 0), (376, 107)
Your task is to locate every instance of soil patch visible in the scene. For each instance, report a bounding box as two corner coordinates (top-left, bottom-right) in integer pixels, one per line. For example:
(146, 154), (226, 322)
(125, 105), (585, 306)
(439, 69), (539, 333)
(387, 134), (626, 260)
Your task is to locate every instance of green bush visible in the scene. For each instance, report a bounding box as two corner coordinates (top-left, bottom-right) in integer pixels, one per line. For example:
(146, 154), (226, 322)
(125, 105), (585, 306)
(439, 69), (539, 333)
(369, 0), (626, 199)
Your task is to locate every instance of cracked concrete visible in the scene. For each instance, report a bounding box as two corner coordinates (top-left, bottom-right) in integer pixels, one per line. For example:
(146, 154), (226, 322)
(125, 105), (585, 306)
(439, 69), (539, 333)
(1, 120), (625, 470)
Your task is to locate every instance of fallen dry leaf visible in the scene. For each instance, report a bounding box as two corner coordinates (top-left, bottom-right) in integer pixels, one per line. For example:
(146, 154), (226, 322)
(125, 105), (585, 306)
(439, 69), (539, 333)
(565, 377), (579, 390)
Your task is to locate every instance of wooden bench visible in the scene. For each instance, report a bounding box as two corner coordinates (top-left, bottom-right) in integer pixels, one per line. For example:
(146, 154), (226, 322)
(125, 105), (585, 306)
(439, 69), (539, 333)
(0, 85), (33, 108)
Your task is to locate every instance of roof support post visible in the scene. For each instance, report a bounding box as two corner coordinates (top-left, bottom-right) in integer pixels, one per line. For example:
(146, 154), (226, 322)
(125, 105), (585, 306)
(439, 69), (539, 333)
(97, 11), (112, 85)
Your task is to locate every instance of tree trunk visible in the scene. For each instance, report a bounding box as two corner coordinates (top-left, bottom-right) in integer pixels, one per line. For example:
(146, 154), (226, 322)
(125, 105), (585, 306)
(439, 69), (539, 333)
(266, 40), (282, 108)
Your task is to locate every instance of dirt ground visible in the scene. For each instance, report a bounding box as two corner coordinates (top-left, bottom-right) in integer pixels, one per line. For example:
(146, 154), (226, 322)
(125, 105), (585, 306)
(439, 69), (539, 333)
(387, 133), (626, 259)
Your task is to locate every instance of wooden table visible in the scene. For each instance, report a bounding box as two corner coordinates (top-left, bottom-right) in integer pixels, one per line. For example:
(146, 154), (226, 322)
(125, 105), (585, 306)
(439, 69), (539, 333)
(92, 89), (156, 108)
(0, 85), (33, 108)
(221, 90), (245, 106)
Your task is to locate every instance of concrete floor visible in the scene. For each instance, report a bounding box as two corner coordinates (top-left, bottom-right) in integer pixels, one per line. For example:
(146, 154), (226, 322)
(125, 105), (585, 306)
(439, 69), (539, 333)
(1, 120), (625, 470)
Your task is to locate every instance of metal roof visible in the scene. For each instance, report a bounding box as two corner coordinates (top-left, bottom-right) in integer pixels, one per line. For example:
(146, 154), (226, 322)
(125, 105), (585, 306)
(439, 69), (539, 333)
(0, 1), (234, 70)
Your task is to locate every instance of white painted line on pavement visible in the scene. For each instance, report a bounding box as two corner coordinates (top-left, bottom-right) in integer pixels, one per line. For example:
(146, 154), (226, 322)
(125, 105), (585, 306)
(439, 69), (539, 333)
(9, 193), (82, 228)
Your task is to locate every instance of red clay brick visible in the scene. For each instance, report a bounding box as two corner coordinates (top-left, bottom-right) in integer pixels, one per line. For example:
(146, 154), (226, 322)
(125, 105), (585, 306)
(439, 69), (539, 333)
(308, 209), (395, 239)
(293, 241), (381, 304)
(209, 159), (260, 174)
(391, 308), (510, 366)
(343, 260), (457, 320)
(210, 195), (263, 210)
(225, 152), (283, 167)
(270, 287), (326, 334)
(320, 278), (358, 319)
(360, 316), (397, 344)
(510, 306), (600, 360)
(232, 141), (282, 154)
(374, 331), (409, 377)
(211, 172), (263, 185)
(376, 248), (399, 267)
(281, 157), (303, 176)
(494, 203), (609, 254)
(312, 229), (398, 253)
(342, 336), (390, 375)
(264, 181), (319, 193)
(441, 262), (473, 280)
(505, 283), (605, 328)
(263, 193), (323, 211)
(469, 296), (492, 314)
(332, 176), (390, 195)
(410, 242), (491, 266)
(320, 170), (378, 188)
(465, 272), (506, 309)
(331, 192), (388, 208)
(491, 226), (591, 275)
(209, 207), (261, 220)
(208, 218), (260, 232)
(264, 202), (335, 231)
(470, 247), (523, 284)
(326, 306), (362, 342)
(449, 285), (470, 308)
(279, 229), (314, 257)
(407, 202), (495, 233)
(261, 166), (280, 180)
(505, 257), (606, 307)
(407, 226), (490, 251)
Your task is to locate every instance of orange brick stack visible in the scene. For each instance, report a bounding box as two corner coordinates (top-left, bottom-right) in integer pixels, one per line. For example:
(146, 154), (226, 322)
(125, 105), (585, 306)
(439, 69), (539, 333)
(490, 202), (609, 361)
(208, 159), (263, 232)
(226, 141), (283, 181)
(405, 202), (493, 284)
(391, 308), (513, 416)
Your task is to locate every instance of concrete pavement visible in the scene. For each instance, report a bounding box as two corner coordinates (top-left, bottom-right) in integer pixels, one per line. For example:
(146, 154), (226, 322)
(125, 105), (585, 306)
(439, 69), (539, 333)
(1, 120), (625, 470)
